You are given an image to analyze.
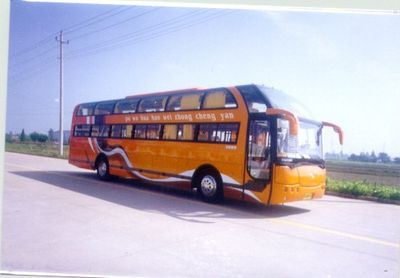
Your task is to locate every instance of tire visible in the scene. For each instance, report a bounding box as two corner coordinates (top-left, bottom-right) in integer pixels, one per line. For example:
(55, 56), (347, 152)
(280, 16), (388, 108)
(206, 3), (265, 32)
(96, 156), (112, 181)
(195, 169), (223, 203)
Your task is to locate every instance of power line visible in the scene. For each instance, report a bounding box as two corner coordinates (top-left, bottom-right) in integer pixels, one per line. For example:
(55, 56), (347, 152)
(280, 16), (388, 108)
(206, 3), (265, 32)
(8, 45), (57, 70)
(128, 10), (236, 45)
(65, 9), (211, 58)
(8, 6), (134, 85)
(9, 7), (211, 74)
(8, 7), (237, 137)
(66, 9), (235, 60)
(8, 60), (56, 91)
(9, 60), (56, 87)
(8, 52), (58, 79)
(9, 8), (235, 82)
(124, 10), (236, 47)
(9, 33), (56, 59)
(66, 9), (207, 57)
(68, 7), (160, 41)
(9, 8), (235, 86)
(8, 6), (128, 61)
(64, 6), (132, 35)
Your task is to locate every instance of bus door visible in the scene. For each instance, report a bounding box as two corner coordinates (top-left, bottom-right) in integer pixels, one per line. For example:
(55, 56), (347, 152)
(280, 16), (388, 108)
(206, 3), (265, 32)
(247, 116), (273, 183)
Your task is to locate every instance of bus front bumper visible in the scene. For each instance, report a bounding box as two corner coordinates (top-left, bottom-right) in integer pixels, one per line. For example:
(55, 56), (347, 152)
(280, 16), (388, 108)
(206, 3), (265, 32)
(269, 165), (326, 204)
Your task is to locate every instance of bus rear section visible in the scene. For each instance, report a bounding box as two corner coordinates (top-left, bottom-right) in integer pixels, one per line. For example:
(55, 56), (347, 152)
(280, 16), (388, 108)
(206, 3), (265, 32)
(68, 87), (249, 204)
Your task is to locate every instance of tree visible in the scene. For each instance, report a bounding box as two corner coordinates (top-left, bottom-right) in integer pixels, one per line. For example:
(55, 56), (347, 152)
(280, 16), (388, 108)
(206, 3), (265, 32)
(30, 132), (48, 143)
(348, 153), (358, 161)
(394, 157), (400, 164)
(370, 151), (377, 163)
(20, 129), (26, 142)
(30, 132), (39, 142)
(348, 151), (393, 163)
(378, 152), (391, 163)
(48, 128), (55, 142)
(5, 131), (13, 143)
(38, 134), (48, 143)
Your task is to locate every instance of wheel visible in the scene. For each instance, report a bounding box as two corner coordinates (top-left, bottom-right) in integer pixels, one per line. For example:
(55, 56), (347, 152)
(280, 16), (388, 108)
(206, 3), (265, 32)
(96, 156), (111, 181)
(195, 169), (223, 202)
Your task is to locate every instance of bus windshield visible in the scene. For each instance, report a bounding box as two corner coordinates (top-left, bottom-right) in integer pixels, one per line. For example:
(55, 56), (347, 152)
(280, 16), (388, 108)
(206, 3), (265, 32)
(298, 121), (323, 159)
(258, 86), (316, 121)
(277, 119), (323, 161)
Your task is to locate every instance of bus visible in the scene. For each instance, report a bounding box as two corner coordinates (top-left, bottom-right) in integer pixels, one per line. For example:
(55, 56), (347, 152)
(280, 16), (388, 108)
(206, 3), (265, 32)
(69, 84), (343, 205)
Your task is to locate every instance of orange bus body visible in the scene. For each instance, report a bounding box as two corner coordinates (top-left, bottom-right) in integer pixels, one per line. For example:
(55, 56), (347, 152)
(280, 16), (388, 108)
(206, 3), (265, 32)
(69, 85), (342, 205)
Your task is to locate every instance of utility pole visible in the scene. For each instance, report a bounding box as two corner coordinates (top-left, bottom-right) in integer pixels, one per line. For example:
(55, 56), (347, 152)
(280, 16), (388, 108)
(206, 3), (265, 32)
(55, 31), (69, 156)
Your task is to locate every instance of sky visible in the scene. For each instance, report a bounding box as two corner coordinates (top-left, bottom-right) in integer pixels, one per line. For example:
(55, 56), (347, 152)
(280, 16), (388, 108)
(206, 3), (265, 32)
(6, 0), (400, 157)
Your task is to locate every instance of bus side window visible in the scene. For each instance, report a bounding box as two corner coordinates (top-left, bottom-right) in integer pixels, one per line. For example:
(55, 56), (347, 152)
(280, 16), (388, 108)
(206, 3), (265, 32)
(177, 124), (195, 141)
(111, 125), (122, 138)
(147, 124), (162, 140)
(122, 125), (134, 138)
(203, 90), (237, 109)
(215, 123), (239, 143)
(74, 124), (91, 137)
(91, 125), (110, 137)
(238, 86), (267, 113)
(94, 101), (116, 115)
(197, 123), (238, 143)
(77, 103), (95, 116)
(114, 99), (138, 114)
(138, 96), (168, 113)
(91, 125), (100, 137)
(134, 125), (146, 139)
(163, 124), (177, 140)
(100, 125), (110, 137)
(111, 124), (133, 138)
(166, 93), (203, 111)
(198, 124), (218, 142)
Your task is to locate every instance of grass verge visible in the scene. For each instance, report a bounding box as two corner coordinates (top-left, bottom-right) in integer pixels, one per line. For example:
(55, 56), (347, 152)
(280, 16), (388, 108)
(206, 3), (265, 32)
(327, 179), (400, 202)
(5, 142), (69, 159)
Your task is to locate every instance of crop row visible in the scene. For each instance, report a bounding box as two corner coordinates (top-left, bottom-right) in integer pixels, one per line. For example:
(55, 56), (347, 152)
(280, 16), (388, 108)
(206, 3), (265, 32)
(326, 179), (400, 201)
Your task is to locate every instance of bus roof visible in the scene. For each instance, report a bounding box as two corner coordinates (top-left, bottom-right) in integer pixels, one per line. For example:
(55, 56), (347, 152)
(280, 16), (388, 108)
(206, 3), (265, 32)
(75, 84), (318, 123)
(125, 87), (206, 99)
(256, 85), (317, 121)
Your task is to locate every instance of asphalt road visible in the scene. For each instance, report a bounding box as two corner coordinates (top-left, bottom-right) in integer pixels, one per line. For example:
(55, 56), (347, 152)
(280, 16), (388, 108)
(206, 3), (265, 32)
(1, 152), (399, 277)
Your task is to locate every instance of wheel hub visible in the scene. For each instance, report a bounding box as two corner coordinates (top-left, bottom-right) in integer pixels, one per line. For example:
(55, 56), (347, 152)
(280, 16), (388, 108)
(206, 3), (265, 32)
(200, 175), (217, 197)
(98, 161), (107, 177)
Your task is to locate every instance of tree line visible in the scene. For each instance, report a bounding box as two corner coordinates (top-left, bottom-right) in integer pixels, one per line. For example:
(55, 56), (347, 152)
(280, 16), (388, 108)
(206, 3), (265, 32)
(348, 151), (400, 164)
(310, 151), (400, 164)
(5, 128), (61, 143)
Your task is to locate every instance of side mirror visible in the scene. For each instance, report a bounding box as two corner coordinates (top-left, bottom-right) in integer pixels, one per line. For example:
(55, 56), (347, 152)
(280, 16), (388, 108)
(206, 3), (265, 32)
(266, 108), (299, 136)
(322, 121), (344, 145)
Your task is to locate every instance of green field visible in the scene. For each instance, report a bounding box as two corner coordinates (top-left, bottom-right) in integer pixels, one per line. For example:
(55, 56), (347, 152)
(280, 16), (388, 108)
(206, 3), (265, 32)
(326, 159), (400, 188)
(326, 160), (400, 176)
(325, 160), (400, 203)
(327, 179), (400, 202)
(5, 142), (69, 159)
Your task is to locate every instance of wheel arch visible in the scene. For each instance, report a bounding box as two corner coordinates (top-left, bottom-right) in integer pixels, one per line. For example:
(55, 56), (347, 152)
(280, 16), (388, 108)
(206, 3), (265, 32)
(94, 153), (108, 169)
(191, 164), (222, 189)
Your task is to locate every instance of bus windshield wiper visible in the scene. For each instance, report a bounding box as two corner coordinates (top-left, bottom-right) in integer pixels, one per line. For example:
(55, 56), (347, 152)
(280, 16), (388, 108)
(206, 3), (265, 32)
(292, 157), (325, 168)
